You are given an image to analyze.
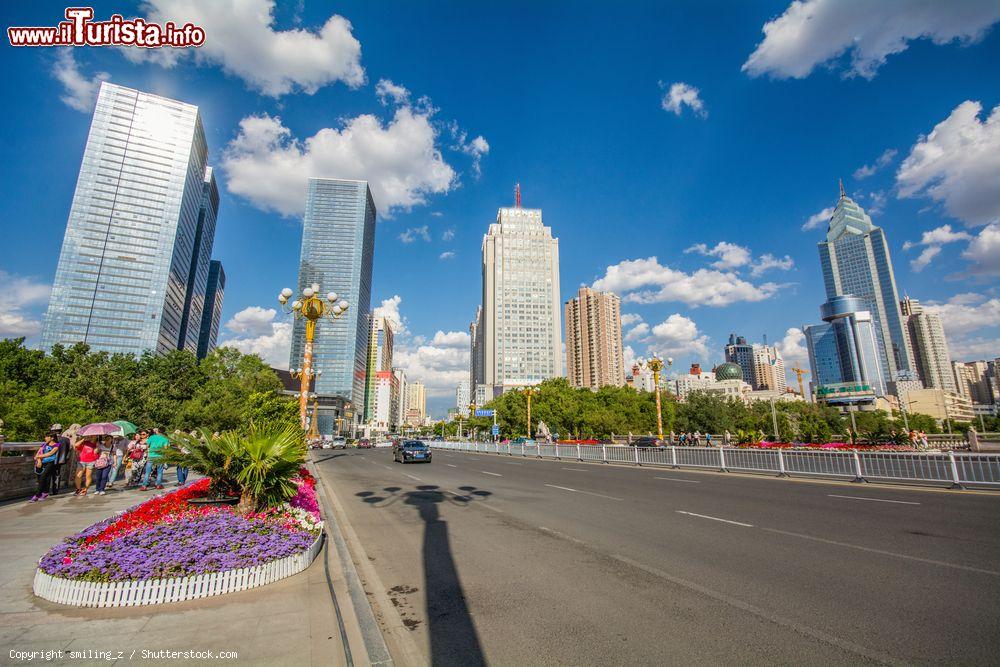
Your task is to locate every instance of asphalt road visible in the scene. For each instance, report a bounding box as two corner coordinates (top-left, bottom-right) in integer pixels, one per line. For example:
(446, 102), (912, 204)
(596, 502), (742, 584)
(313, 447), (1000, 666)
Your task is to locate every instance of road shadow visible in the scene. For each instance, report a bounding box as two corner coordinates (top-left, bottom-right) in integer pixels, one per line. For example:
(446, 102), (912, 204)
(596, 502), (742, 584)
(356, 483), (491, 666)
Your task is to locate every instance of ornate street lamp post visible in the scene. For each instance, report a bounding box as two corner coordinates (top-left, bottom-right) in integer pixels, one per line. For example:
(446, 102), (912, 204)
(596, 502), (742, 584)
(638, 355), (673, 442)
(278, 283), (349, 430)
(520, 386), (541, 439)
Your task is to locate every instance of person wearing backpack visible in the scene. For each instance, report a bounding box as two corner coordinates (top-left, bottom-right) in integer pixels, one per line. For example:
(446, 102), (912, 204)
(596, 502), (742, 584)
(31, 433), (60, 502)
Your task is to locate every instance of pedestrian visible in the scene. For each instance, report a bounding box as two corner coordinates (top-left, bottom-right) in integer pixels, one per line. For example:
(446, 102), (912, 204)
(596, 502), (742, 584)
(693, 431), (701, 446)
(141, 428), (169, 491)
(93, 436), (114, 495)
(678, 432), (687, 446)
(724, 429), (732, 447)
(919, 430), (928, 448)
(706, 432), (713, 447)
(106, 435), (128, 490)
(31, 433), (60, 502)
(127, 430), (149, 487)
(50, 423), (75, 496)
(74, 435), (99, 496)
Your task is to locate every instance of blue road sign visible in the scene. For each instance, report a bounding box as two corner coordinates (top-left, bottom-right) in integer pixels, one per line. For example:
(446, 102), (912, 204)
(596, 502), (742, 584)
(491, 424), (500, 436)
(476, 409), (495, 417)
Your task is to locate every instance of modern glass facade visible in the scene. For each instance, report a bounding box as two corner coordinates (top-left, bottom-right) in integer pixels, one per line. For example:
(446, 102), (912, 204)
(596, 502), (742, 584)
(804, 295), (887, 399)
(196, 260), (225, 359)
(41, 82), (211, 356)
(289, 179), (376, 435)
(817, 188), (914, 382)
(178, 167), (219, 355)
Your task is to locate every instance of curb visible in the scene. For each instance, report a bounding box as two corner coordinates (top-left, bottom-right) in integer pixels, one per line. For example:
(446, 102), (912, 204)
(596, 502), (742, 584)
(308, 457), (397, 667)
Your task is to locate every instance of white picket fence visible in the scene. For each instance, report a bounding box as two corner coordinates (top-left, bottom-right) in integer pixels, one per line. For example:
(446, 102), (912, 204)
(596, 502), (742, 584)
(33, 533), (323, 607)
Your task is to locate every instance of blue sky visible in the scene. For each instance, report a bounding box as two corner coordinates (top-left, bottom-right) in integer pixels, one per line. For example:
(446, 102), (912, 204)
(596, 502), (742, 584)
(2, 1), (999, 416)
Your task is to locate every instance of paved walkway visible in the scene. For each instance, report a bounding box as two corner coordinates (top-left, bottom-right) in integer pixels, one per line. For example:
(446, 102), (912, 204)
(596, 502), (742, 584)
(1, 470), (349, 666)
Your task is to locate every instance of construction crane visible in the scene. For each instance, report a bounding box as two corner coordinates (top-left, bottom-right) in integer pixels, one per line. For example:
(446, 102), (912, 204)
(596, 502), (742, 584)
(790, 366), (810, 399)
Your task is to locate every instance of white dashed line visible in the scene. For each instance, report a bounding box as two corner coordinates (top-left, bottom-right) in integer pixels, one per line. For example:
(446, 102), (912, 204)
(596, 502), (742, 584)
(654, 476), (700, 483)
(446, 464), (457, 468)
(676, 510), (753, 527)
(827, 494), (920, 505)
(481, 471), (503, 477)
(561, 467), (588, 472)
(544, 484), (622, 501)
(402, 473), (422, 481)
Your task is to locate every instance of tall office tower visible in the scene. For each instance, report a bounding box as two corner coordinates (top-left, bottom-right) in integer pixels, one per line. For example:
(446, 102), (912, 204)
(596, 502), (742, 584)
(481, 189), (562, 395)
(405, 382), (426, 426)
(900, 296), (955, 393)
(363, 315), (394, 422)
(724, 334), (755, 386)
(196, 260), (226, 359)
(178, 167), (220, 355)
(289, 179), (376, 434)
(42, 82), (214, 355)
(456, 380), (471, 417)
(469, 305), (484, 391)
(564, 286), (624, 389)
(953, 361), (995, 405)
(393, 368), (408, 429)
(804, 295), (887, 399)
(817, 182), (915, 383)
(752, 344), (786, 393)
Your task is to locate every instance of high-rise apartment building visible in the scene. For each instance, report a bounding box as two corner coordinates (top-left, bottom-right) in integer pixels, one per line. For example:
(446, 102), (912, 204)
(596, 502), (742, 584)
(564, 287), (624, 389)
(724, 335), (755, 386)
(370, 370), (398, 432)
(289, 179), (376, 435)
(456, 380), (471, 417)
(469, 305), (484, 391)
(953, 361), (995, 406)
(405, 382), (426, 427)
(178, 167), (220, 356)
(804, 295), (887, 401)
(480, 192), (562, 395)
(724, 333), (785, 391)
(393, 368), (408, 429)
(42, 82), (221, 356)
(363, 315), (394, 422)
(196, 260), (226, 359)
(817, 183), (914, 383)
(900, 296), (954, 393)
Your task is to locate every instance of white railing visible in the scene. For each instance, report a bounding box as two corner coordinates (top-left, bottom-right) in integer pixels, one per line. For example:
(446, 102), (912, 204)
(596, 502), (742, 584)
(427, 442), (1000, 488)
(33, 533), (323, 607)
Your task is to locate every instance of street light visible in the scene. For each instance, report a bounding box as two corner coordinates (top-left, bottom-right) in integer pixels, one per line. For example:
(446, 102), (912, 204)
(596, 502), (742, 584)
(279, 283), (349, 430)
(637, 354), (672, 442)
(519, 385), (541, 440)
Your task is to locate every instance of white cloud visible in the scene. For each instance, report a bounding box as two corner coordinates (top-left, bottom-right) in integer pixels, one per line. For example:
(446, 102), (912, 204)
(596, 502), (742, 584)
(438, 251), (455, 260)
(911, 246), (942, 272)
(394, 336), (470, 397)
(430, 330), (470, 347)
(441, 228), (455, 241)
(896, 100), (1000, 227)
(399, 226), (431, 244)
(0, 271), (51, 338)
(802, 206), (834, 231)
(751, 253), (795, 277)
(853, 149), (898, 180)
(947, 335), (1000, 360)
(742, 0), (1000, 80)
(451, 125), (490, 177)
(684, 242), (751, 270)
(777, 327), (808, 366)
(624, 322), (650, 342)
(125, 0), (364, 96)
(374, 295), (407, 335)
(593, 257), (783, 308)
(219, 307), (291, 369)
(223, 109), (457, 217)
(659, 81), (707, 118)
(648, 314), (710, 359)
(375, 78), (410, 106)
(620, 313), (643, 327)
(963, 223), (1000, 275)
(867, 190), (888, 215)
(52, 50), (110, 113)
(923, 293), (1000, 336)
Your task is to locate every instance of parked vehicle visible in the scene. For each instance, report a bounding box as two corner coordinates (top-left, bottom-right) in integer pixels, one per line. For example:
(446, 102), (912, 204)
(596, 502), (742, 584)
(357, 439), (374, 449)
(631, 436), (662, 447)
(393, 440), (432, 463)
(331, 438), (347, 450)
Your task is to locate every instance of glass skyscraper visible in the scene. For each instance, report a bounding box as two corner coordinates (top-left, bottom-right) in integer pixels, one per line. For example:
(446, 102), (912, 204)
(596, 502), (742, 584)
(289, 178), (376, 434)
(196, 260), (226, 359)
(178, 168), (220, 356)
(41, 82), (215, 356)
(817, 184), (914, 382)
(804, 296), (887, 400)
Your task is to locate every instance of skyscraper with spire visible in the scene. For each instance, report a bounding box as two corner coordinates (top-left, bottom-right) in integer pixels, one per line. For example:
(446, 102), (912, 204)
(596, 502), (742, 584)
(817, 181), (915, 384)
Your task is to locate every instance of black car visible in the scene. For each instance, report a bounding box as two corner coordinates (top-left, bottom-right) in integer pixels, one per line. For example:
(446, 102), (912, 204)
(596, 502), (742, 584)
(632, 436), (663, 447)
(393, 440), (432, 463)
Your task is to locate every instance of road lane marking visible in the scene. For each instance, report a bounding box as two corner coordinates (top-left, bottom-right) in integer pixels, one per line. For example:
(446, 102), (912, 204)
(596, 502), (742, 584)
(655, 477), (700, 483)
(402, 473), (422, 481)
(676, 510), (753, 527)
(481, 471), (503, 477)
(504, 462), (523, 465)
(763, 528), (1000, 576)
(561, 467), (588, 472)
(446, 464), (457, 468)
(544, 484), (622, 501)
(828, 494), (920, 505)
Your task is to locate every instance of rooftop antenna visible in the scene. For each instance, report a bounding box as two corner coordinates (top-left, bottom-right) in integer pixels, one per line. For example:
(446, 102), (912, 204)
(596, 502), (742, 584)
(839, 178), (846, 198)
(515, 182), (521, 208)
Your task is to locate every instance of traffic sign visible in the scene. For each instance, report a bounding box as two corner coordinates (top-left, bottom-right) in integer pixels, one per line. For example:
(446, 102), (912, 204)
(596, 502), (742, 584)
(476, 409), (495, 417)
(491, 424), (500, 436)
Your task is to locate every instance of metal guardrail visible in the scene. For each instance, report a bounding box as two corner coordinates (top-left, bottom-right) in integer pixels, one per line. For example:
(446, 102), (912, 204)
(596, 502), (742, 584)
(429, 441), (1000, 489)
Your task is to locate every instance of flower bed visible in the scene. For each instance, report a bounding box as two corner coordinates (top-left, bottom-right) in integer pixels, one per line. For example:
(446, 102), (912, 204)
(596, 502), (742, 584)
(735, 442), (916, 452)
(38, 469), (323, 584)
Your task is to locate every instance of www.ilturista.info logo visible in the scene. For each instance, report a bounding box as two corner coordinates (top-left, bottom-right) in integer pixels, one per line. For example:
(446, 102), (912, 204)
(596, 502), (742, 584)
(7, 7), (205, 48)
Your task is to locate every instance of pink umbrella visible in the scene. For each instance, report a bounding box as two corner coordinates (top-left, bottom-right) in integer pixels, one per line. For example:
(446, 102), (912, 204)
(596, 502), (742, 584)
(77, 422), (124, 437)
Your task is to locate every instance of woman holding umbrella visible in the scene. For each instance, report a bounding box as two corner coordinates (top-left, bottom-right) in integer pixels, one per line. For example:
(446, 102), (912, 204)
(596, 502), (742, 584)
(73, 423), (122, 496)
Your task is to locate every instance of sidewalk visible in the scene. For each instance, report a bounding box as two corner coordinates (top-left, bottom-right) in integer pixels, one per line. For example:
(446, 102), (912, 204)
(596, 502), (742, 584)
(0, 469), (349, 666)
